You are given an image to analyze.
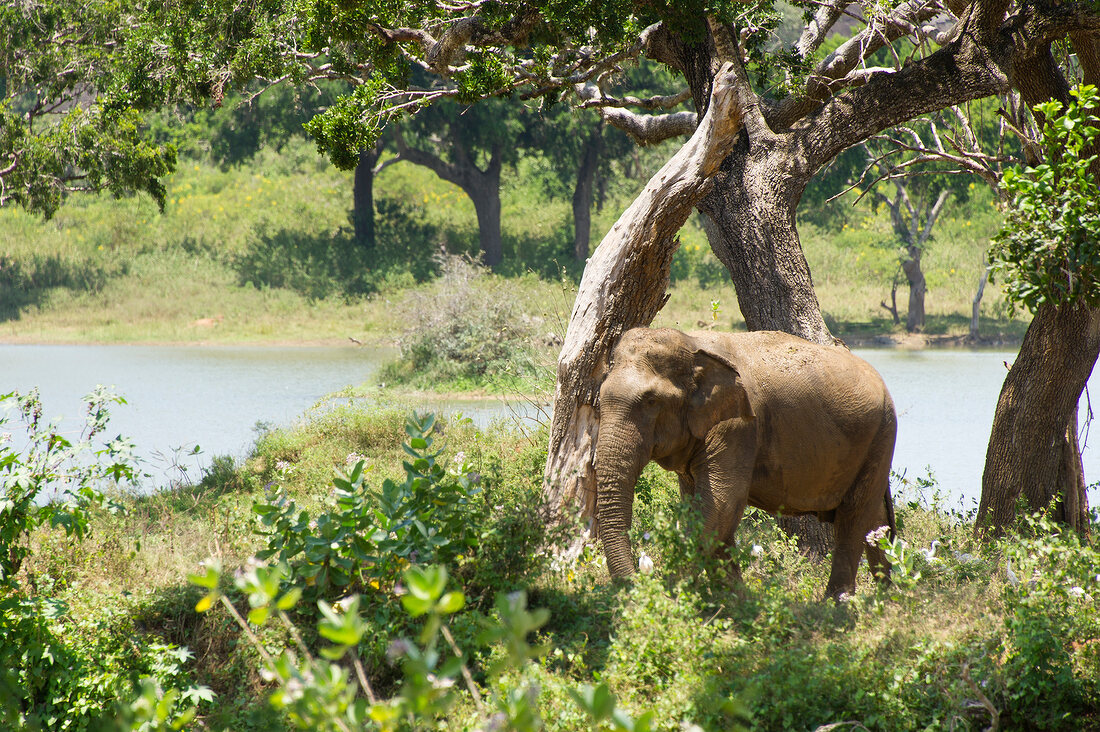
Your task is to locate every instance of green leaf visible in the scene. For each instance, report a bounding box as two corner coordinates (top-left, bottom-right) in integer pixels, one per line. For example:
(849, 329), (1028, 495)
(437, 591), (465, 614)
(401, 594), (434, 617)
(248, 605), (270, 626)
(276, 586), (302, 610)
(188, 563), (221, 589)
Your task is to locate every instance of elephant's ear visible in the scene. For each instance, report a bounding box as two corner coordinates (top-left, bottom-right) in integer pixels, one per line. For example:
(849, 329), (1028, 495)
(687, 349), (755, 440)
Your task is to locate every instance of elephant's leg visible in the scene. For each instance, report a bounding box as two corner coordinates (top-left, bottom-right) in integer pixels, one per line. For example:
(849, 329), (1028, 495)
(825, 507), (867, 599)
(864, 495), (893, 586)
(693, 419), (755, 584)
(826, 442), (894, 598)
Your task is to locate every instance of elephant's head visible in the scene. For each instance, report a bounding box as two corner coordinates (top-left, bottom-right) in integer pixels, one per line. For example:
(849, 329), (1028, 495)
(595, 328), (755, 578)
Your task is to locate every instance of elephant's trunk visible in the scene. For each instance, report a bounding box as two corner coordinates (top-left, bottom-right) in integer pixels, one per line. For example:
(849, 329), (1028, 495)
(595, 416), (650, 579)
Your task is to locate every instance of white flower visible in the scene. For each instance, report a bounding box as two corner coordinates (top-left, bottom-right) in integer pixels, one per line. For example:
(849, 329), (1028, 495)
(865, 526), (890, 545)
(1069, 586), (1086, 598)
(751, 544), (764, 558)
(453, 451), (466, 464)
(345, 452), (366, 468)
(334, 596), (356, 613)
(638, 551), (655, 574)
(0, 432), (11, 445)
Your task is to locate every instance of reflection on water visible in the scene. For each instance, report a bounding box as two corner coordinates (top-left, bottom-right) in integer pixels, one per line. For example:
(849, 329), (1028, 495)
(2, 343), (1097, 507)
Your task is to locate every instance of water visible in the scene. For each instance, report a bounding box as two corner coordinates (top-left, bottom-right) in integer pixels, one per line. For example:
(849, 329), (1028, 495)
(2, 344), (1097, 507)
(857, 349), (1100, 509)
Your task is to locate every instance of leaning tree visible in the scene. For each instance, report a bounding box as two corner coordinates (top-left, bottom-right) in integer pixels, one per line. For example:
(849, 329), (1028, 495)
(116, 0), (1100, 547)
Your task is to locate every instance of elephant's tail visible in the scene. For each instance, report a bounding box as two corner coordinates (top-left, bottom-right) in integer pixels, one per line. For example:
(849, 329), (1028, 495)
(884, 486), (897, 541)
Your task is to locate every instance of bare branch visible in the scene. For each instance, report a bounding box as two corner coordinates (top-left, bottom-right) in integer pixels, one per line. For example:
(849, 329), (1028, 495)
(773, 0), (945, 128)
(575, 82), (697, 144)
(795, 0), (848, 59)
(708, 15), (773, 140)
(579, 88), (692, 111)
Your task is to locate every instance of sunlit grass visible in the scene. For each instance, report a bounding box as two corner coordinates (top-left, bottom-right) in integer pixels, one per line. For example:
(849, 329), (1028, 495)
(0, 137), (1028, 347)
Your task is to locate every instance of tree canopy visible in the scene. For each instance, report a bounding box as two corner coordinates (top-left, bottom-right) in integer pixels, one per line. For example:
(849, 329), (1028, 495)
(0, 0), (176, 216)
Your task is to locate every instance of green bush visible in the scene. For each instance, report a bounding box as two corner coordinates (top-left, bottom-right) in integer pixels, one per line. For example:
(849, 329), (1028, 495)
(379, 256), (552, 391)
(1000, 514), (1100, 728)
(0, 389), (210, 730)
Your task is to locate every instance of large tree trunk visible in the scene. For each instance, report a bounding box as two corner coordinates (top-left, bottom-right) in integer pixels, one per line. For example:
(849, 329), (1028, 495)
(978, 303), (1100, 536)
(352, 146), (380, 248)
(978, 38), (1100, 538)
(901, 245), (926, 333)
(572, 125), (602, 262)
(543, 59), (747, 526)
(697, 141), (829, 341)
(391, 131), (505, 268)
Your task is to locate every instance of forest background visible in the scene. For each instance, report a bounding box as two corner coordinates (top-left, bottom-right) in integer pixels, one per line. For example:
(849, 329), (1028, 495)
(0, 81), (1021, 355)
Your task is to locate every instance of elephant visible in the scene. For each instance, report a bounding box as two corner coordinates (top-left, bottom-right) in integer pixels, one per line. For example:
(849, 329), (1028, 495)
(595, 327), (897, 598)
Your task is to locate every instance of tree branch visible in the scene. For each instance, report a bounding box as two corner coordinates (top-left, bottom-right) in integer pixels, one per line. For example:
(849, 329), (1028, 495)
(772, 0), (945, 129)
(575, 82), (697, 144)
(795, 0), (847, 60)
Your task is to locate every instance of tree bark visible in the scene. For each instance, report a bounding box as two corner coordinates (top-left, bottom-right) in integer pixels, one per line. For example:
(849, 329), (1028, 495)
(392, 131), (505, 268)
(352, 146), (380, 248)
(901, 245), (926, 333)
(978, 33), (1100, 537)
(572, 124), (602, 262)
(467, 175), (503, 268)
(977, 303), (1100, 536)
(970, 264), (989, 340)
(543, 59), (747, 527)
(697, 141), (831, 343)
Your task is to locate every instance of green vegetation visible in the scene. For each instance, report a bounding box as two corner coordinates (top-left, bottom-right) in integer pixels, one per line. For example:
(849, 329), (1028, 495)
(0, 134), (1024, 355)
(990, 85), (1100, 314)
(6, 393), (1099, 730)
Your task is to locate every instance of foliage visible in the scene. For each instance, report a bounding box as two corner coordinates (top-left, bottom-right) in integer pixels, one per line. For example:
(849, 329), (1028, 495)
(233, 197), (441, 299)
(253, 413), (480, 601)
(380, 256), (554, 391)
(191, 416), (658, 731)
(0, 387), (136, 582)
(669, 240), (730, 288)
(999, 512), (1100, 728)
(990, 85), (1100, 313)
(0, 391), (210, 731)
(0, 0), (176, 216)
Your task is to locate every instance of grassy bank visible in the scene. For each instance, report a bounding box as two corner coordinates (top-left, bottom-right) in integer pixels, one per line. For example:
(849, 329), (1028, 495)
(0, 139), (1028, 353)
(7, 398), (1098, 730)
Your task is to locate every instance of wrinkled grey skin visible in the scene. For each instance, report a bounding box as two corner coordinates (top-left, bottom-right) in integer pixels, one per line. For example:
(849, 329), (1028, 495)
(595, 327), (896, 598)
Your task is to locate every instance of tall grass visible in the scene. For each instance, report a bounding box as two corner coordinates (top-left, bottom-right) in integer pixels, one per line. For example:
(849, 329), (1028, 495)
(0, 137), (1024, 346)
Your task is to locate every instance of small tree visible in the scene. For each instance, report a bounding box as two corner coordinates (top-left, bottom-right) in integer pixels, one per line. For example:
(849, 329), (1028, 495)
(978, 85), (1100, 536)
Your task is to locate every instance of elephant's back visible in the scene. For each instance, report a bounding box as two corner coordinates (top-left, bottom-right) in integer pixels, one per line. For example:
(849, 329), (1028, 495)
(692, 330), (889, 400)
(695, 329), (893, 466)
